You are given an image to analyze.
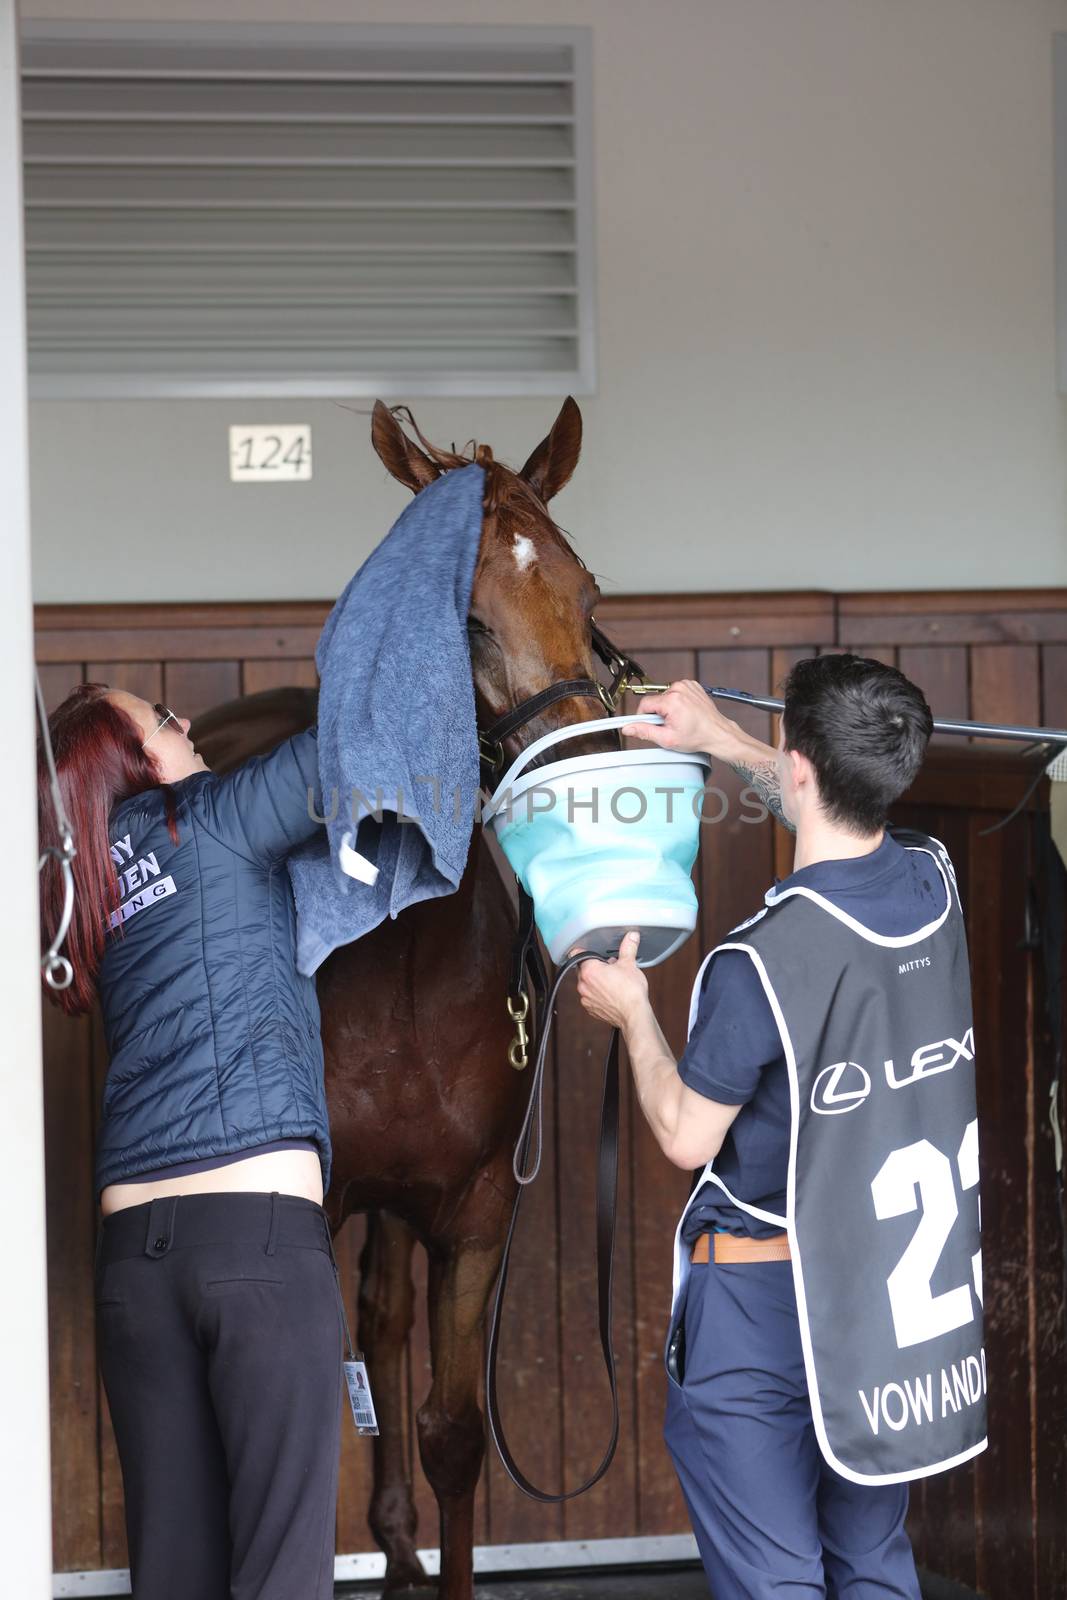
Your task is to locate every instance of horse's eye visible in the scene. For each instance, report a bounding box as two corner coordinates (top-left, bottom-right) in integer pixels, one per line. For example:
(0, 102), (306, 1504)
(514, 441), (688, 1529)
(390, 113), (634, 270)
(467, 618), (490, 637)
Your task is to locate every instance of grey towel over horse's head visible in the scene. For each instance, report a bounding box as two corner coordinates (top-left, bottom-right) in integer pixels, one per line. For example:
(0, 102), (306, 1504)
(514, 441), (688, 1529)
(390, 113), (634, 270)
(288, 463), (484, 975)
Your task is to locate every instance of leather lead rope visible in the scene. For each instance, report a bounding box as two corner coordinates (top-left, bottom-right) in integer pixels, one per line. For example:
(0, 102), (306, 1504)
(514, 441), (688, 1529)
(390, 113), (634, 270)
(480, 621), (646, 1497)
(486, 951), (621, 1501)
(511, 885), (548, 1012)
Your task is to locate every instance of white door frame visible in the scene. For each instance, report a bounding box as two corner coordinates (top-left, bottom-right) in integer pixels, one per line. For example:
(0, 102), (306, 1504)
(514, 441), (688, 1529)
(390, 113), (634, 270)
(0, 0), (54, 1593)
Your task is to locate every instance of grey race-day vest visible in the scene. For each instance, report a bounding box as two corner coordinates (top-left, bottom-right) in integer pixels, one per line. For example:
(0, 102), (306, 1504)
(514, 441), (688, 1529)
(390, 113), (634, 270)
(671, 830), (987, 1485)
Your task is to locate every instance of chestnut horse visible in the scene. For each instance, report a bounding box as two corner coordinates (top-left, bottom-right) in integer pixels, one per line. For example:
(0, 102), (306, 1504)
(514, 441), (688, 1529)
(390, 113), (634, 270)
(190, 399), (614, 1600)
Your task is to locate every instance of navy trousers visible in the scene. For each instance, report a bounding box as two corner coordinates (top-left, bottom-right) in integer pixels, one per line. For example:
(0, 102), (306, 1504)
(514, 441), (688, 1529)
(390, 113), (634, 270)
(664, 1256), (921, 1600)
(95, 1192), (344, 1600)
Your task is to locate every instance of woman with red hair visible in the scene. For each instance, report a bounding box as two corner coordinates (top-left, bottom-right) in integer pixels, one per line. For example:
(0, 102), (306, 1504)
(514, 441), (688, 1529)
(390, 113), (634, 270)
(39, 683), (343, 1600)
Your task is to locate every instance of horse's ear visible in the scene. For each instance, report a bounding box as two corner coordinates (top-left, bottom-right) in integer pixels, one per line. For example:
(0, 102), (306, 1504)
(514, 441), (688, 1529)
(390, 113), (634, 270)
(371, 400), (441, 493)
(520, 396), (582, 503)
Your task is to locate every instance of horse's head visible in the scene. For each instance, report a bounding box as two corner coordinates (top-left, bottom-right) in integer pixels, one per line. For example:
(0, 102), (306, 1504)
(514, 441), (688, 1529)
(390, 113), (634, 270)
(372, 399), (627, 774)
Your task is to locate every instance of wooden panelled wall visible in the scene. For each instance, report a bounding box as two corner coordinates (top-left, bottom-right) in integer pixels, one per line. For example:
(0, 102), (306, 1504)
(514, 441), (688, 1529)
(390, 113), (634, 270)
(892, 746), (1066, 1600)
(35, 589), (1067, 1589)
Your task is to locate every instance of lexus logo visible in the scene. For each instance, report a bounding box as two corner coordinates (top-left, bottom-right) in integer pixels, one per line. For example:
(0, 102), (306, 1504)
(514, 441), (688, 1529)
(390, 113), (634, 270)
(810, 1061), (872, 1116)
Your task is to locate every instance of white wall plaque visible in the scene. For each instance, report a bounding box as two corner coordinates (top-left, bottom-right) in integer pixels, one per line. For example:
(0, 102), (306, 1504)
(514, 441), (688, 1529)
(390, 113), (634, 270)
(229, 424), (312, 482)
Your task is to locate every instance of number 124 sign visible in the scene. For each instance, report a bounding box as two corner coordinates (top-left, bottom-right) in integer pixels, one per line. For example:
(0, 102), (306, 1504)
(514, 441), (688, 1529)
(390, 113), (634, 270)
(229, 424), (312, 482)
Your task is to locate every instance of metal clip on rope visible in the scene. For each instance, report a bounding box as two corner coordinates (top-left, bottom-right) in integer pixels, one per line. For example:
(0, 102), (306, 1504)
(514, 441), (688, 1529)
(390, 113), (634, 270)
(507, 990), (530, 1072)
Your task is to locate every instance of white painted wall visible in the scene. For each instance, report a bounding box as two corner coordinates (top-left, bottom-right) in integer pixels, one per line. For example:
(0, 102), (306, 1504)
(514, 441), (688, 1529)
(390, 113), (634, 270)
(25, 0), (1067, 602)
(0, 0), (53, 1592)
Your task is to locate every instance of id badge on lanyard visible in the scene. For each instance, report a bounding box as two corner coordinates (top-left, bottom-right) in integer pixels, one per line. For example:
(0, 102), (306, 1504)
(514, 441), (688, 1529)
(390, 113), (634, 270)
(343, 1358), (379, 1437)
(327, 1234), (380, 1437)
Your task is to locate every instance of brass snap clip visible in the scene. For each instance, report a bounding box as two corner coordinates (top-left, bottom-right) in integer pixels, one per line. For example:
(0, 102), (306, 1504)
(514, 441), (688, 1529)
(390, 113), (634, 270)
(507, 990), (530, 1071)
(479, 732), (504, 771)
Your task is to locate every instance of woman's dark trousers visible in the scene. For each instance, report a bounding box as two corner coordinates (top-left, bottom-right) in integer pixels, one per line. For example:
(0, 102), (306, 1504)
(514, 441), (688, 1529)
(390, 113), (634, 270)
(95, 1191), (344, 1600)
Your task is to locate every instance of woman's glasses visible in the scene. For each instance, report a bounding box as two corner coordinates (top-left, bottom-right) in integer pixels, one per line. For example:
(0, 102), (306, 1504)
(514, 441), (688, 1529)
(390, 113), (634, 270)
(142, 703), (181, 748)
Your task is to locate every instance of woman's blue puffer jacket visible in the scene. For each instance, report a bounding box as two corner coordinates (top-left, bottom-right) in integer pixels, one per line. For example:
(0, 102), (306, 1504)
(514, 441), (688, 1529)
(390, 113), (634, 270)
(94, 728), (331, 1194)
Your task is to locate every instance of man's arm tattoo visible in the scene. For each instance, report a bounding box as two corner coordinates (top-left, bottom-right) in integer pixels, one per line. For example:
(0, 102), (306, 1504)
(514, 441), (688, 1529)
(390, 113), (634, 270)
(734, 759), (797, 833)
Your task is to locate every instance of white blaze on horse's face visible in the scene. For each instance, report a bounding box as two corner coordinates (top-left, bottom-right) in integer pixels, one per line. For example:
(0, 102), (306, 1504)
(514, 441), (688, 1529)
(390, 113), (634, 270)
(512, 533), (536, 573)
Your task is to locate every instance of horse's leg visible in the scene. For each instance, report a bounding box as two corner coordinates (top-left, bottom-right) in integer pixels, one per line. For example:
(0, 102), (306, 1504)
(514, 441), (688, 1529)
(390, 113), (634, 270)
(416, 1182), (510, 1600)
(358, 1210), (427, 1592)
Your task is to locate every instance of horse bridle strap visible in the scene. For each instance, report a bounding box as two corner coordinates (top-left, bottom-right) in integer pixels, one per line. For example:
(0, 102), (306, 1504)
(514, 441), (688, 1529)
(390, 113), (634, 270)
(481, 679), (608, 767)
(486, 952), (621, 1502)
(590, 620), (644, 705)
(479, 622), (646, 772)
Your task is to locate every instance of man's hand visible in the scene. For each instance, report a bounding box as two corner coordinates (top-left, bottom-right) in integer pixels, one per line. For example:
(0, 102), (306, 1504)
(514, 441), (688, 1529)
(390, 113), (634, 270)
(625, 680), (744, 762)
(627, 680), (795, 831)
(574, 931), (742, 1170)
(574, 931), (649, 1030)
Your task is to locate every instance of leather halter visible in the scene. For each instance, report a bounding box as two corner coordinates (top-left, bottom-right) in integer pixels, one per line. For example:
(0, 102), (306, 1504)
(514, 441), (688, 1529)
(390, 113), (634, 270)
(477, 621), (646, 775)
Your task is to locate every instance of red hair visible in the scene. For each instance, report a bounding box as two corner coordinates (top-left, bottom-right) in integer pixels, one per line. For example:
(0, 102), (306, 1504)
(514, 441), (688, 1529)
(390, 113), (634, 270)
(38, 683), (178, 1017)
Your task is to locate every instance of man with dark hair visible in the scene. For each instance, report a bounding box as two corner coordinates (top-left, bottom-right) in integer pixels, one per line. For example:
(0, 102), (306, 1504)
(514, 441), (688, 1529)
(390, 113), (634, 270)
(772, 654), (934, 833)
(577, 656), (984, 1600)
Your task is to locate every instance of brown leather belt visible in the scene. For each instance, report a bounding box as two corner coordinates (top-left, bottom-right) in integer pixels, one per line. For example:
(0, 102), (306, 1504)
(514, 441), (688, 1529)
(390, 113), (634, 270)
(691, 1230), (791, 1264)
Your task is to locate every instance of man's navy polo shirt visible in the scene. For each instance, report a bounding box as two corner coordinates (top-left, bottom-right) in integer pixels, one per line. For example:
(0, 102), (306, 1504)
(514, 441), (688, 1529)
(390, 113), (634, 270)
(679, 831), (950, 1242)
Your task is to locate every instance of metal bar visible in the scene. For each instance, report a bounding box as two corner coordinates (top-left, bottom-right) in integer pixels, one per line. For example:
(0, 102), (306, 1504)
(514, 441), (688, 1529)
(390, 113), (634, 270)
(630, 683), (1067, 746)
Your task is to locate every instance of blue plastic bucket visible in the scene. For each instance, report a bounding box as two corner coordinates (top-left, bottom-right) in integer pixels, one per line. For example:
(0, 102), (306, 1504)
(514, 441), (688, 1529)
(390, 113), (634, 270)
(482, 715), (710, 969)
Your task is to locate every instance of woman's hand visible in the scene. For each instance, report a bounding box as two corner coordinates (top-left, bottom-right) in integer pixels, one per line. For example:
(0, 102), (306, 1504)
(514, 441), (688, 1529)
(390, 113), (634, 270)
(625, 679), (743, 761)
(573, 931), (649, 1030)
